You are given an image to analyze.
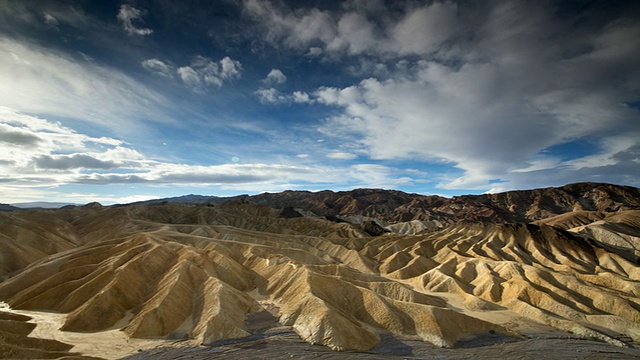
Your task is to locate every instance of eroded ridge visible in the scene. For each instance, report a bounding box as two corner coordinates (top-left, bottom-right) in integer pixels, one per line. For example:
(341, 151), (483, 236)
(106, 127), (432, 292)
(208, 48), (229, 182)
(0, 202), (639, 354)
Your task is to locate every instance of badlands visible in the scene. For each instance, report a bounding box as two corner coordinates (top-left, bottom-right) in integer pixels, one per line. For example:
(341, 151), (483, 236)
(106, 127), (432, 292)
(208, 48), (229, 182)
(0, 182), (640, 359)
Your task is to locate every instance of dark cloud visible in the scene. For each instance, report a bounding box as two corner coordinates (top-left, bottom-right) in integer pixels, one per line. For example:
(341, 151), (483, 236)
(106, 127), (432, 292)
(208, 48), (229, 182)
(74, 174), (148, 184)
(161, 173), (269, 184)
(34, 154), (118, 170)
(74, 172), (271, 185)
(242, 0), (459, 56)
(0, 128), (42, 146)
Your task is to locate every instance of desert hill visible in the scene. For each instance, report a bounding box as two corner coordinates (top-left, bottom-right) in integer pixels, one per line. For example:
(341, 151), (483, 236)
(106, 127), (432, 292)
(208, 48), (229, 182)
(131, 182), (640, 226)
(0, 183), (640, 359)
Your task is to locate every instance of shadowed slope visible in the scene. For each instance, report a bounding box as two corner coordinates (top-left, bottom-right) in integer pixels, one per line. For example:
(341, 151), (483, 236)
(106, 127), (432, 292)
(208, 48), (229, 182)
(535, 210), (640, 262)
(0, 307), (99, 359)
(0, 211), (85, 278)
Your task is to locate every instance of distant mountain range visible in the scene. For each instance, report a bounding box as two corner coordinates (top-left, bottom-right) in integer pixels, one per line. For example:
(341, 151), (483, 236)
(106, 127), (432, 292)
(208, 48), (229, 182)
(3, 183), (639, 224)
(10, 202), (81, 209)
(127, 194), (248, 206)
(0, 202), (83, 211)
(127, 182), (640, 226)
(0, 203), (21, 212)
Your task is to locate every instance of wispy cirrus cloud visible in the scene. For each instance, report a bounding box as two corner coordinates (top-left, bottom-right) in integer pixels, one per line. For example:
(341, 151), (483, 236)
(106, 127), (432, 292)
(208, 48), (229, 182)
(141, 58), (174, 78)
(0, 36), (171, 136)
(117, 5), (153, 36)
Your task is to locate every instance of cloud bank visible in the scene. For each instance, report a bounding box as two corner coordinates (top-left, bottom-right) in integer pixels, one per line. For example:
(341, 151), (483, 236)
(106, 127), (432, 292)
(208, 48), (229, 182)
(0, 107), (418, 203)
(246, 0), (640, 191)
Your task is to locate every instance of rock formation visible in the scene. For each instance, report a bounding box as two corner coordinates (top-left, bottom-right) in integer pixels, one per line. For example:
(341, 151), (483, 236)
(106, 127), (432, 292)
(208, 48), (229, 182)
(0, 183), (639, 357)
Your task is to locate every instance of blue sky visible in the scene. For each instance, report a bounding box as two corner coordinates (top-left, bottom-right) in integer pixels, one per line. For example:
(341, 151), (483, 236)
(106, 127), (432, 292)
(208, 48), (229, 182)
(1, 0), (639, 204)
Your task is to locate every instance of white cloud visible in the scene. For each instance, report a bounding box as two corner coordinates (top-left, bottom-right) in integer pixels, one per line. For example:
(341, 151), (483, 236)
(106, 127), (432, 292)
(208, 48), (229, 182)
(263, 68), (287, 85)
(176, 56), (242, 92)
(292, 91), (312, 103)
(310, 1), (640, 191)
(0, 107), (141, 187)
(219, 56), (242, 79)
(255, 89), (313, 105)
(244, 0), (336, 49)
(0, 2), (78, 29)
(117, 5), (153, 36)
(564, 136), (638, 171)
(177, 66), (202, 88)
(306, 47), (323, 57)
(327, 152), (357, 160)
(255, 88), (287, 104)
(390, 2), (458, 55)
(511, 157), (561, 173)
(42, 12), (59, 26)
(348, 164), (414, 189)
(141, 59), (174, 78)
(326, 12), (377, 54)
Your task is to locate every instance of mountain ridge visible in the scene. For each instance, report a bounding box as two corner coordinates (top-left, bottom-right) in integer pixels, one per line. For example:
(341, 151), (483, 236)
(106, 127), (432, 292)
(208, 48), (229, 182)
(125, 182), (640, 226)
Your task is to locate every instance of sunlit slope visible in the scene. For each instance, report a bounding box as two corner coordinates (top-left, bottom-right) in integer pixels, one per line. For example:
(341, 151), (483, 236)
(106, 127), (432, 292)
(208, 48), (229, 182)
(364, 222), (640, 346)
(0, 202), (639, 351)
(0, 202), (366, 276)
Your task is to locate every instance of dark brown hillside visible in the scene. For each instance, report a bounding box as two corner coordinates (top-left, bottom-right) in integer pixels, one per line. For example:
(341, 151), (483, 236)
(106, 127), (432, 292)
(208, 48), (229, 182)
(247, 183), (640, 226)
(467, 182), (640, 222)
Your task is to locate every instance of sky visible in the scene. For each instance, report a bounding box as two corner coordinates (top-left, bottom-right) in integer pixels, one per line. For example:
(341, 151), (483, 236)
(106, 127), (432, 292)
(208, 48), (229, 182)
(1, 0), (639, 205)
